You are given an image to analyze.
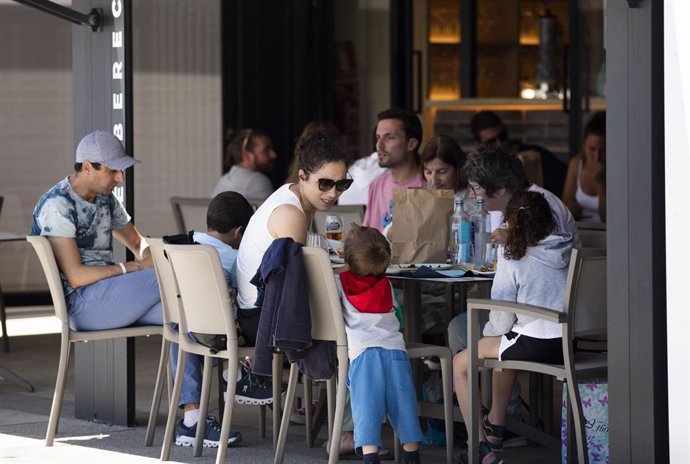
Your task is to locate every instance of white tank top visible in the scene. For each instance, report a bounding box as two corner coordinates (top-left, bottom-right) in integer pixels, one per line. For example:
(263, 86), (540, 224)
(575, 160), (601, 222)
(236, 184), (305, 308)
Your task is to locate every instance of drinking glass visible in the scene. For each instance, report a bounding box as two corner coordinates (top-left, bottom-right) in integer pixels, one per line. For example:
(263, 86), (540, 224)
(486, 242), (499, 271)
(307, 232), (329, 251)
(324, 215), (344, 241)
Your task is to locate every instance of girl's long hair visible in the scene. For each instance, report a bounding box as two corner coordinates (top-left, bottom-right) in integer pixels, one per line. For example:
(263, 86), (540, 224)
(503, 191), (555, 260)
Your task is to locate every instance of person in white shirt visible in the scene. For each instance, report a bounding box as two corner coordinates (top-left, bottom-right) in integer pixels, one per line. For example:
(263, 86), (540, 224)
(337, 151), (387, 206)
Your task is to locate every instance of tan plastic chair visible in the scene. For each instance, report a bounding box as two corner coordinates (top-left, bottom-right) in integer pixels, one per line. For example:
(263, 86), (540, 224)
(274, 247), (349, 464)
(161, 244), (283, 462)
(144, 239), (180, 447)
(148, 238), (271, 451)
(466, 248), (607, 464)
(161, 244), (239, 462)
(170, 197), (212, 234)
(26, 235), (164, 447)
(313, 204), (365, 235)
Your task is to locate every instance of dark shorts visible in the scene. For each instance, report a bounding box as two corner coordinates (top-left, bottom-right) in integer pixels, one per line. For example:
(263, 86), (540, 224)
(499, 331), (564, 364)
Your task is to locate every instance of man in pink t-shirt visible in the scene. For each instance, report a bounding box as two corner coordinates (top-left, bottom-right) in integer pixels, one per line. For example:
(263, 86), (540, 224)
(362, 108), (424, 232)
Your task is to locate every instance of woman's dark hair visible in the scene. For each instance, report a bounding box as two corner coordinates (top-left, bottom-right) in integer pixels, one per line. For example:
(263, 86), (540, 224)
(584, 111), (606, 139)
(207, 191), (254, 233)
(286, 120), (344, 183)
(463, 147), (529, 197)
(296, 130), (347, 176)
(344, 224), (391, 276)
(503, 191), (555, 260)
(420, 134), (468, 191)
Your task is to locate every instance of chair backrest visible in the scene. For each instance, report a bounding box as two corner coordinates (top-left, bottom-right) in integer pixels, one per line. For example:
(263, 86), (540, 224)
(164, 244), (236, 340)
(301, 247), (348, 347)
(170, 197), (211, 234)
(563, 247), (607, 338)
(313, 205), (365, 235)
(148, 238), (181, 326)
(578, 229), (606, 248)
(26, 235), (70, 328)
(575, 221), (606, 231)
(517, 149), (544, 188)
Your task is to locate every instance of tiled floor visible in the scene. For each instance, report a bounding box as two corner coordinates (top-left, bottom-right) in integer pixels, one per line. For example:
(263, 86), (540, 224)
(0, 311), (561, 463)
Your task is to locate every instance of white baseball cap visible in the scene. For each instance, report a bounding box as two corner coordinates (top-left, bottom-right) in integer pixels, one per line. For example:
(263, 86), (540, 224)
(76, 130), (139, 170)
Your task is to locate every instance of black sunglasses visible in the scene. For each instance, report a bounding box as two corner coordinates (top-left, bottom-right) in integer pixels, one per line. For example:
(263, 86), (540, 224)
(317, 177), (354, 193)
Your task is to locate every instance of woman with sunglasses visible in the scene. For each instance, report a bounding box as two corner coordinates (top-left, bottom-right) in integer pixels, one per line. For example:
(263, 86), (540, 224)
(235, 130), (351, 349)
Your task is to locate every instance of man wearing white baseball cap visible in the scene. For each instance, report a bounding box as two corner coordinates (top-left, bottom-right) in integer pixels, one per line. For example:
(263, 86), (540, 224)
(30, 130), (242, 447)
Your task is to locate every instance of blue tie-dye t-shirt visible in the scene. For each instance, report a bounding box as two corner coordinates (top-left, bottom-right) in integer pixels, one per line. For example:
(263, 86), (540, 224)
(30, 177), (131, 295)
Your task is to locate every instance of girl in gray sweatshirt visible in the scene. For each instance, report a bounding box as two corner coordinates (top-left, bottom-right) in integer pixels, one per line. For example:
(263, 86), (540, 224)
(453, 190), (571, 464)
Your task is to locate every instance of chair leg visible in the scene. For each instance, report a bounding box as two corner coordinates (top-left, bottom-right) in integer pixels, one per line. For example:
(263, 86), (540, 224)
(304, 377), (313, 447)
(394, 431), (401, 463)
(194, 355), (214, 456)
(273, 362), (299, 464)
(215, 357), (238, 464)
(259, 404), (267, 438)
(161, 348), (187, 461)
(217, 361), (225, 421)
(0, 283), (10, 353)
(45, 336), (71, 446)
(440, 352), (454, 464)
(272, 352), (283, 449)
(567, 380), (590, 464)
(326, 377), (335, 441)
(327, 353), (348, 464)
(145, 338), (170, 446)
(309, 383), (328, 447)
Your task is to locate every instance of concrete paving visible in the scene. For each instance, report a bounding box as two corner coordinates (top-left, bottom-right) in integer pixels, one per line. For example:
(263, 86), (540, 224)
(0, 314), (560, 463)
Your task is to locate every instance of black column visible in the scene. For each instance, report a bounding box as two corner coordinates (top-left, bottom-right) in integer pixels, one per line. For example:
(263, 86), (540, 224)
(222, 0), (335, 185)
(72, 0), (136, 426)
(459, 0), (476, 98)
(389, 0), (413, 110)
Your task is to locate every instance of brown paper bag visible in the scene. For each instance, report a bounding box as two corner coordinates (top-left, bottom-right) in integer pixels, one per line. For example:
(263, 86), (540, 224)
(388, 188), (454, 264)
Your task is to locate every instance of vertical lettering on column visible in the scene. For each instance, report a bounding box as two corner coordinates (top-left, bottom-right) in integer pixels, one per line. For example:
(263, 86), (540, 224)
(111, 0), (125, 203)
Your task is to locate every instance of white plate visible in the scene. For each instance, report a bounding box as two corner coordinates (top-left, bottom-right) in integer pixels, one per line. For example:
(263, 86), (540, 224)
(472, 269), (496, 277)
(327, 239), (344, 250)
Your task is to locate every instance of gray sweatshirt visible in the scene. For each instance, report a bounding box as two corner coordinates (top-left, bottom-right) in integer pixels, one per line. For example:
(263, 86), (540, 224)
(483, 233), (571, 339)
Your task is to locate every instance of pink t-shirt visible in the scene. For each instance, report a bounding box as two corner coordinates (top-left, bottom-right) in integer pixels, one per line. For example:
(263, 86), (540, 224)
(362, 173), (423, 232)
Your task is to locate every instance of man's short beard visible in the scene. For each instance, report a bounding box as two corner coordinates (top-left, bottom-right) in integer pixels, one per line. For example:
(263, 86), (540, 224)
(255, 162), (273, 174)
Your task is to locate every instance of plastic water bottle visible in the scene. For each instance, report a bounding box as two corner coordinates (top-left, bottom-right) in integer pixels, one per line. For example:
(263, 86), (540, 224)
(470, 196), (492, 269)
(451, 198), (471, 266)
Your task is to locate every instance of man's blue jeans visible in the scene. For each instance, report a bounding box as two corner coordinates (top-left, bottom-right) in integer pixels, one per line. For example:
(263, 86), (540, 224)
(67, 268), (203, 407)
